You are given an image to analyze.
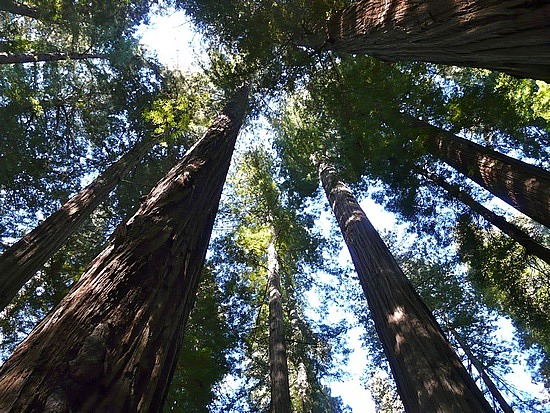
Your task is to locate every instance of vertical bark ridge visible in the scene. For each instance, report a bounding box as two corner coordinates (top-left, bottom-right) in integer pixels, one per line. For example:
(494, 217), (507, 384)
(403, 114), (550, 229)
(324, 0), (550, 81)
(0, 134), (156, 312)
(268, 229), (292, 413)
(319, 162), (493, 413)
(0, 86), (248, 413)
(422, 170), (550, 265)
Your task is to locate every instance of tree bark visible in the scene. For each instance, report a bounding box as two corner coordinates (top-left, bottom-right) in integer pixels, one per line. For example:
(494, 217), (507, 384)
(0, 135), (156, 312)
(423, 170), (550, 266)
(320, 0), (550, 82)
(0, 52), (104, 65)
(0, 0), (41, 19)
(403, 114), (550, 229)
(267, 230), (292, 413)
(319, 162), (494, 413)
(0, 87), (248, 413)
(448, 328), (514, 413)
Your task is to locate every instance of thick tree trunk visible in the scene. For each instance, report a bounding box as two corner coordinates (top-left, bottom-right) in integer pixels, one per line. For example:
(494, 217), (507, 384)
(423, 170), (550, 266)
(0, 87), (248, 413)
(321, 0), (550, 82)
(403, 114), (550, 229)
(0, 52), (104, 65)
(0, 135), (156, 312)
(267, 231), (292, 413)
(319, 162), (494, 413)
(449, 329), (514, 413)
(0, 0), (41, 19)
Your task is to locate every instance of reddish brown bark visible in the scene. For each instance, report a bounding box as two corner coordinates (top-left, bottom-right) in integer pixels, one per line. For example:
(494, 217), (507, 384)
(320, 162), (493, 413)
(0, 135), (156, 312)
(0, 52), (104, 65)
(0, 87), (248, 413)
(403, 114), (550, 229)
(267, 232), (292, 413)
(423, 170), (550, 266)
(322, 0), (550, 82)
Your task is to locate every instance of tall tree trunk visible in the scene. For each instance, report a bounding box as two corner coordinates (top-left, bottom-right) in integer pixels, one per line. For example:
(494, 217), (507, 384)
(0, 52), (104, 65)
(422, 170), (550, 265)
(267, 230), (292, 413)
(0, 0), (41, 19)
(403, 114), (550, 229)
(319, 162), (494, 413)
(448, 327), (514, 413)
(0, 135), (156, 312)
(320, 0), (550, 82)
(0, 87), (248, 413)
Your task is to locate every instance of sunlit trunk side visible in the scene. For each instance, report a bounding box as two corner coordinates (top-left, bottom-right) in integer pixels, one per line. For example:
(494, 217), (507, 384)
(0, 52), (104, 65)
(0, 0), (41, 19)
(322, 0), (550, 82)
(267, 229), (292, 413)
(448, 328), (514, 413)
(403, 114), (550, 229)
(423, 170), (550, 266)
(0, 134), (156, 312)
(319, 162), (494, 413)
(0, 87), (248, 413)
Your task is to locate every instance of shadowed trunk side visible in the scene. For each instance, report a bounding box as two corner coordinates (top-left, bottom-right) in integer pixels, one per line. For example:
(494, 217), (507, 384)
(0, 87), (248, 413)
(321, 0), (550, 82)
(0, 134), (156, 312)
(319, 162), (494, 413)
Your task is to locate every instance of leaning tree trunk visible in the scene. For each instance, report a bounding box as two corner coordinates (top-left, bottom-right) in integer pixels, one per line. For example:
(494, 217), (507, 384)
(403, 114), (550, 229)
(267, 230), (292, 413)
(0, 52), (104, 65)
(0, 134), (156, 312)
(423, 170), (550, 266)
(319, 162), (494, 413)
(448, 328), (514, 413)
(318, 0), (550, 82)
(0, 87), (248, 413)
(0, 0), (41, 19)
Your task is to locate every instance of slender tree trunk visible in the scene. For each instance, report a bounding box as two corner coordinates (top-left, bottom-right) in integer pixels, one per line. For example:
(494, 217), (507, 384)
(0, 135), (156, 312)
(267, 229), (292, 413)
(319, 0), (550, 82)
(319, 162), (494, 413)
(449, 328), (514, 413)
(0, 0), (41, 19)
(423, 170), (550, 265)
(403, 114), (550, 229)
(0, 87), (248, 413)
(0, 52), (104, 65)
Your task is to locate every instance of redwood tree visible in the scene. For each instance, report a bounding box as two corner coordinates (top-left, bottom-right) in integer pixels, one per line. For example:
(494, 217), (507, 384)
(404, 114), (550, 229)
(0, 134), (156, 312)
(422, 170), (550, 266)
(0, 87), (248, 412)
(319, 0), (550, 82)
(319, 162), (494, 412)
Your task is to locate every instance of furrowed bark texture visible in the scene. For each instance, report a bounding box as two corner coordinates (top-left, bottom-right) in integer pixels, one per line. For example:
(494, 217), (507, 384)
(320, 163), (493, 413)
(404, 114), (550, 229)
(0, 135), (156, 312)
(267, 232), (292, 413)
(0, 88), (247, 413)
(450, 329), (514, 413)
(424, 170), (550, 266)
(324, 0), (550, 82)
(0, 0), (41, 19)
(0, 52), (104, 64)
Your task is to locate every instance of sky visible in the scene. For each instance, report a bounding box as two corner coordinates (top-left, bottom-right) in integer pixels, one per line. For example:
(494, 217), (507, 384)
(137, 9), (548, 413)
